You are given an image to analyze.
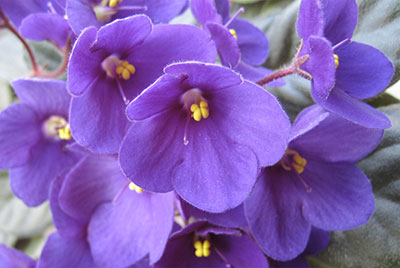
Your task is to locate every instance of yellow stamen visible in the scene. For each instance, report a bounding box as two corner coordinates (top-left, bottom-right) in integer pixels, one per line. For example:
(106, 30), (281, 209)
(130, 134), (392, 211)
(109, 0), (122, 8)
(190, 101), (209, 122)
(334, 54), (339, 68)
(292, 153), (307, 174)
(194, 240), (211, 258)
(229, 28), (237, 39)
(128, 182), (143, 194)
(116, 60), (136, 80)
(58, 124), (72, 140)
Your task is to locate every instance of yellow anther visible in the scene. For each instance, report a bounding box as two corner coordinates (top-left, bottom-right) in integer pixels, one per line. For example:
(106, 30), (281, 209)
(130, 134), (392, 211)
(116, 61), (136, 80)
(194, 240), (211, 258)
(108, 0), (122, 8)
(229, 28), (237, 39)
(334, 54), (339, 68)
(292, 153), (307, 174)
(58, 124), (72, 140)
(190, 101), (209, 122)
(128, 182), (143, 194)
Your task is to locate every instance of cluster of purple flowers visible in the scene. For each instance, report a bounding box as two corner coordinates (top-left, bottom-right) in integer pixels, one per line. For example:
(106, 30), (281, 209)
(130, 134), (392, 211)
(0, 0), (394, 267)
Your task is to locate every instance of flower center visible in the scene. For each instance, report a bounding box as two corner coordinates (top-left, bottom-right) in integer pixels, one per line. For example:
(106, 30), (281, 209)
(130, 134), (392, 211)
(281, 149), (307, 174)
(93, 0), (147, 22)
(128, 182), (143, 194)
(229, 29), (237, 39)
(43, 115), (72, 140)
(108, 0), (123, 8)
(181, 88), (210, 122)
(190, 101), (209, 122)
(101, 55), (136, 80)
(194, 239), (211, 258)
(334, 54), (339, 68)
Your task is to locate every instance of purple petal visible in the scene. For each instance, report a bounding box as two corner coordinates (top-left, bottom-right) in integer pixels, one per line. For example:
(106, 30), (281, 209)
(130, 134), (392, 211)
(335, 41), (394, 99)
(302, 160), (375, 230)
(215, 0), (230, 23)
(66, 0), (101, 35)
(245, 168), (311, 261)
(230, 18), (269, 65)
(312, 87), (391, 129)
(304, 36), (336, 100)
(88, 191), (174, 267)
(296, 0), (324, 40)
(191, 0), (223, 25)
(206, 22), (240, 67)
(321, 0), (358, 45)
(131, 0), (187, 24)
(59, 154), (125, 221)
(304, 227), (330, 255)
(0, 104), (40, 169)
(233, 61), (285, 86)
(290, 109), (384, 163)
(10, 140), (80, 206)
(20, 13), (71, 48)
(269, 257), (309, 268)
(69, 79), (130, 154)
(0, 0), (47, 27)
(37, 232), (97, 268)
(0, 244), (35, 268)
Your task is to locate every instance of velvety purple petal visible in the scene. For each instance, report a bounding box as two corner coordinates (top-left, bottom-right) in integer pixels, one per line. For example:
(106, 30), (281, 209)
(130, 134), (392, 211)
(304, 227), (330, 255)
(321, 0), (358, 45)
(0, 244), (36, 268)
(37, 232), (98, 268)
(230, 18), (269, 65)
(233, 61), (285, 86)
(269, 257), (309, 268)
(214, 233), (269, 268)
(335, 41), (394, 99)
(0, 0), (46, 27)
(50, 171), (87, 239)
(303, 36), (336, 100)
(10, 140), (81, 206)
(191, 0), (222, 25)
(59, 154), (125, 221)
(196, 226), (241, 237)
(290, 109), (384, 163)
(301, 160), (374, 230)
(170, 221), (208, 239)
(119, 111), (182, 193)
(130, 0), (187, 24)
(69, 79), (130, 153)
(66, 0), (101, 35)
(67, 27), (105, 96)
(206, 22), (240, 67)
(245, 168), (311, 261)
(13, 78), (70, 119)
(91, 15), (152, 53)
(0, 104), (40, 169)
(127, 24), (217, 95)
(88, 191), (174, 267)
(164, 62), (242, 91)
(215, 0), (230, 23)
(312, 87), (391, 129)
(20, 13), (71, 47)
(296, 0), (324, 40)
(212, 81), (290, 167)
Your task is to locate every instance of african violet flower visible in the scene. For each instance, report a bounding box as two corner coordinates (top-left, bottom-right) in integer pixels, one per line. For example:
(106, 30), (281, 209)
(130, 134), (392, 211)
(0, 244), (36, 268)
(0, 79), (81, 206)
(57, 154), (174, 267)
(68, 14), (216, 153)
(66, 0), (188, 35)
(296, 0), (394, 128)
(119, 61), (290, 212)
(245, 105), (383, 260)
(155, 220), (269, 268)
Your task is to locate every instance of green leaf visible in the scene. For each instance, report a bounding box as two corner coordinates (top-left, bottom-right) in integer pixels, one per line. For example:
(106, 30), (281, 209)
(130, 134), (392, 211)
(308, 103), (400, 268)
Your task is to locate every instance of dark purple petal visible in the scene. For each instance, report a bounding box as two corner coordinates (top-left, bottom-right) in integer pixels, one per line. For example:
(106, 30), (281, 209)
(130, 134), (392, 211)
(301, 160), (374, 230)
(304, 227), (330, 255)
(290, 108), (384, 163)
(215, 0), (230, 23)
(0, 104), (40, 169)
(59, 154), (125, 221)
(20, 13), (71, 48)
(312, 87), (391, 129)
(0, 244), (35, 268)
(191, 0), (222, 25)
(245, 168), (311, 261)
(230, 18), (269, 65)
(37, 232), (98, 268)
(10, 140), (80, 206)
(170, 221), (208, 240)
(66, 0), (101, 35)
(296, 0), (324, 40)
(206, 22), (240, 67)
(335, 41), (394, 99)
(197, 226), (241, 237)
(88, 191), (174, 267)
(304, 36), (336, 100)
(321, 0), (358, 45)
(269, 257), (309, 268)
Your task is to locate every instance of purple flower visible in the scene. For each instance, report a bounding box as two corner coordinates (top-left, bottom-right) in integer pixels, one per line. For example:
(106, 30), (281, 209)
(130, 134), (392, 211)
(0, 79), (81, 206)
(58, 154), (175, 267)
(155, 220), (269, 268)
(67, 15), (216, 153)
(66, 0), (188, 35)
(119, 61), (290, 212)
(244, 105), (382, 260)
(0, 244), (36, 268)
(296, 0), (394, 128)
